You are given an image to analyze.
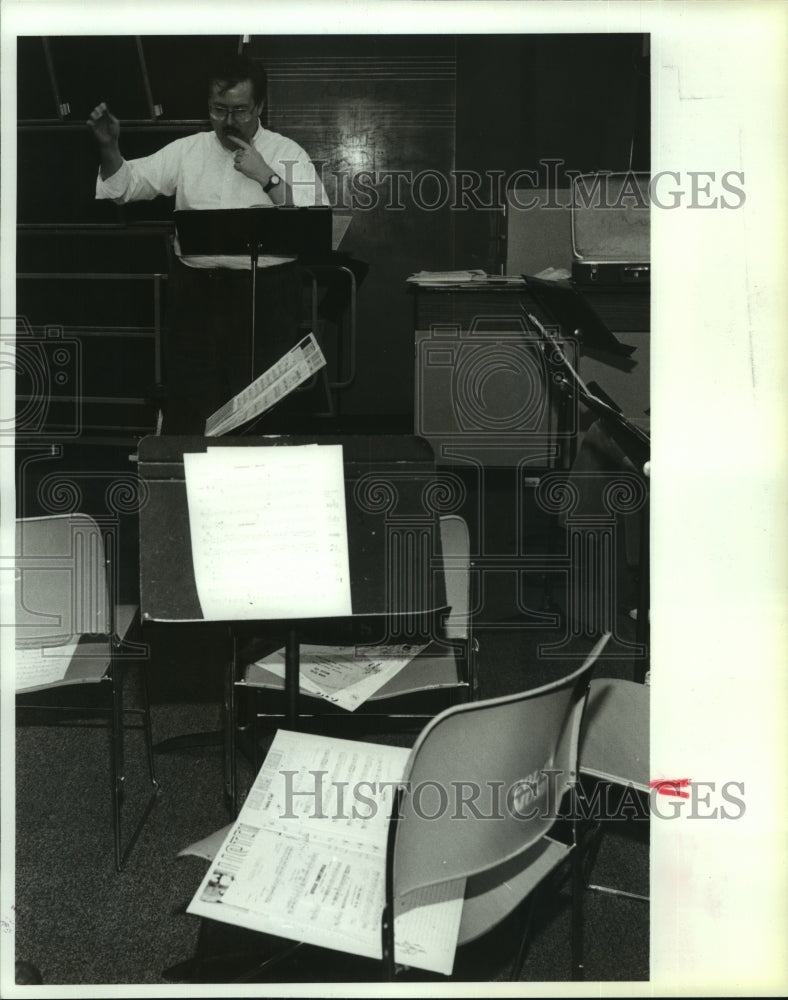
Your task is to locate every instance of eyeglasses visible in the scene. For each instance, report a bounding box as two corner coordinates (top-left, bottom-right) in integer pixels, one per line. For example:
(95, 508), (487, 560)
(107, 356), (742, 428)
(208, 104), (255, 123)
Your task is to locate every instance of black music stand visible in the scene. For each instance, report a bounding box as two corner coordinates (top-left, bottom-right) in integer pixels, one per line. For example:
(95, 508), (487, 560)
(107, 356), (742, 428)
(137, 434), (448, 813)
(174, 207), (333, 382)
(524, 274), (637, 361)
(527, 311), (650, 677)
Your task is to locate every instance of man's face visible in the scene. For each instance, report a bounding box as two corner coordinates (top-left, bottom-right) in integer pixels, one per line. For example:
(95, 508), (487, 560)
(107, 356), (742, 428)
(208, 80), (263, 150)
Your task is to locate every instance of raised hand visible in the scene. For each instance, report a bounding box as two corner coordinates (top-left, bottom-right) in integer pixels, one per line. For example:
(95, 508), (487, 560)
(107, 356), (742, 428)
(87, 102), (123, 180)
(87, 102), (120, 147)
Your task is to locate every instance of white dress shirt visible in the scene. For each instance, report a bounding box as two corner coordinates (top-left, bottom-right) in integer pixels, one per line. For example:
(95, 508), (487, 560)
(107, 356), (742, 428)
(95, 123), (328, 269)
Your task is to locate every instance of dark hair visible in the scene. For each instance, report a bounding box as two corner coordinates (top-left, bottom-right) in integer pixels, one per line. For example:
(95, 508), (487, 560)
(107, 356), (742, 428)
(208, 54), (267, 106)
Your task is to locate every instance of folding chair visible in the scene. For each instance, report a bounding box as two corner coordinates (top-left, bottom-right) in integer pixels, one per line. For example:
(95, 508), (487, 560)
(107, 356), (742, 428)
(15, 513), (160, 871)
(578, 677), (650, 901)
(385, 640), (605, 981)
(166, 635), (610, 984)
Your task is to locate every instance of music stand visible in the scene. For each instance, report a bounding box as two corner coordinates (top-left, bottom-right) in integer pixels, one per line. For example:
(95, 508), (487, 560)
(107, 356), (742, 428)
(527, 311), (650, 677)
(137, 434), (448, 812)
(174, 207), (333, 382)
(524, 274), (637, 360)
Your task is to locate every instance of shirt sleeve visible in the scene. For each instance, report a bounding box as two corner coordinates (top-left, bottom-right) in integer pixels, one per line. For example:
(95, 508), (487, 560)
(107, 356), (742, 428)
(266, 137), (328, 207)
(287, 152), (328, 207)
(95, 140), (185, 203)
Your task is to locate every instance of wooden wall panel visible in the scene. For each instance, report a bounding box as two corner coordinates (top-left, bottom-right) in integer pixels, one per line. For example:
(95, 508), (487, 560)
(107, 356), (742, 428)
(248, 35), (457, 416)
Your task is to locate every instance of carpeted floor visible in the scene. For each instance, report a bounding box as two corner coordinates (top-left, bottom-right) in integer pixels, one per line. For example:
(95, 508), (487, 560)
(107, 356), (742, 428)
(11, 459), (650, 990)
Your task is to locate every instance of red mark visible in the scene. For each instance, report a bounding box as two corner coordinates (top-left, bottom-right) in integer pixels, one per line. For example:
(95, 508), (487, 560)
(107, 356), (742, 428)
(650, 778), (690, 799)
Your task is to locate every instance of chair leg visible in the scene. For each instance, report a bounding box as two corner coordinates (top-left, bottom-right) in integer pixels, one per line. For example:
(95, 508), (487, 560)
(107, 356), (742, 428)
(579, 788), (650, 903)
(510, 891), (538, 981)
(571, 834), (585, 981)
(586, 882), (649, 903)
(580, 817), (606, 888)
(110, 663), (125, 872)
(110, 659), (162, 871)
(225, 630), (239, 818)
(139, 660), (158, 788)
(252, 690), (263, 774)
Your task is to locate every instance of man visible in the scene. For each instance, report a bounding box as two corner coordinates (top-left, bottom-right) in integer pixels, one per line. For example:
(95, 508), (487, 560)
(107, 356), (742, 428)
(88, 54), (327, 432)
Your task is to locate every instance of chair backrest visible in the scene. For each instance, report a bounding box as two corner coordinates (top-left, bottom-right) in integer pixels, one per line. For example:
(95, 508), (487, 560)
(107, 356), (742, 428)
(15, 514), (109, 647)
(438, 514), (470, 640)
(579, 678), (649, 792)
(392, 635), (610, 899)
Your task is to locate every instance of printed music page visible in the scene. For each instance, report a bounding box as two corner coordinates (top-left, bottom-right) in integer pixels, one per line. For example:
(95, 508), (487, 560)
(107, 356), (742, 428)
(205, 333), (326, 437)
(249, 642), (428, 711)
(15, 635), (81, 692)
(183, 444), (352, 620)
(186, 729), (465, 976)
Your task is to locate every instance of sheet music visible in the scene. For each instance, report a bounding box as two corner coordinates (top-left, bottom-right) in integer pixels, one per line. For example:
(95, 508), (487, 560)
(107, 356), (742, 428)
(406, 269), (524, 287)
(183, 444), (352, 620)
(178, 824), (233, 862)
(406, 269), (486, 284)
(186, 730), (465, 975)
(205, 333), (326, 436)
(15, 635), (81, 691)
(251, 642), (427, 711)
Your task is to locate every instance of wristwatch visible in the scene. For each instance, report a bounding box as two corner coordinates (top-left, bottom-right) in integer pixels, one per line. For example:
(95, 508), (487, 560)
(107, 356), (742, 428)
(263, 173), (281, 195)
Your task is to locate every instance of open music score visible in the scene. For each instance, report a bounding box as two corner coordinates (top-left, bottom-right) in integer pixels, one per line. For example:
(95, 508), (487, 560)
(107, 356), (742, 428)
(205, 333), (326, 437)
(185, 729), (465, 975)
(183, 444), (352, 621)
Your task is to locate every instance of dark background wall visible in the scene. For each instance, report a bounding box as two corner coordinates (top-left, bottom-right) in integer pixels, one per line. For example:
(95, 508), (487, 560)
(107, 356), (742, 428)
(16, 33), (649, 428)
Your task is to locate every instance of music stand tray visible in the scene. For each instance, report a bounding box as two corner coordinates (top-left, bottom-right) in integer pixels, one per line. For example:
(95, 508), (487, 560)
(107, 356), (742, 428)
(174, 206), (333, 258)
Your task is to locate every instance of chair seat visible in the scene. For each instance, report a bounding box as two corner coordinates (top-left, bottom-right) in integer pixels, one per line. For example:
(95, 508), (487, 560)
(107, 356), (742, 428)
(579, 678), (649, 791)
(240, 640), (465, 705)
(372, 646), (464, 699)
(16, 604), (139, 695)
(457, 836), (571, 945)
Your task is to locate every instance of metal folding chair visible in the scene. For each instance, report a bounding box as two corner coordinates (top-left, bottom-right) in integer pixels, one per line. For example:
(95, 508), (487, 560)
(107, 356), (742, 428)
(15, 513), (160, 871)
(166, 635), (610, 983)
(578, 676), (650, 902)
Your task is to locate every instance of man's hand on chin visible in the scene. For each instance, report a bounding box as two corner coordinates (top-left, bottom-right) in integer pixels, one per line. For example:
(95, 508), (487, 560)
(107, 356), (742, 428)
(227, 135), (269, 186)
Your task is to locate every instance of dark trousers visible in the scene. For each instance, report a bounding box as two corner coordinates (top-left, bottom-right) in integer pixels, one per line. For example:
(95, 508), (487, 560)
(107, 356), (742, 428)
(162, 259), (303, 435)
